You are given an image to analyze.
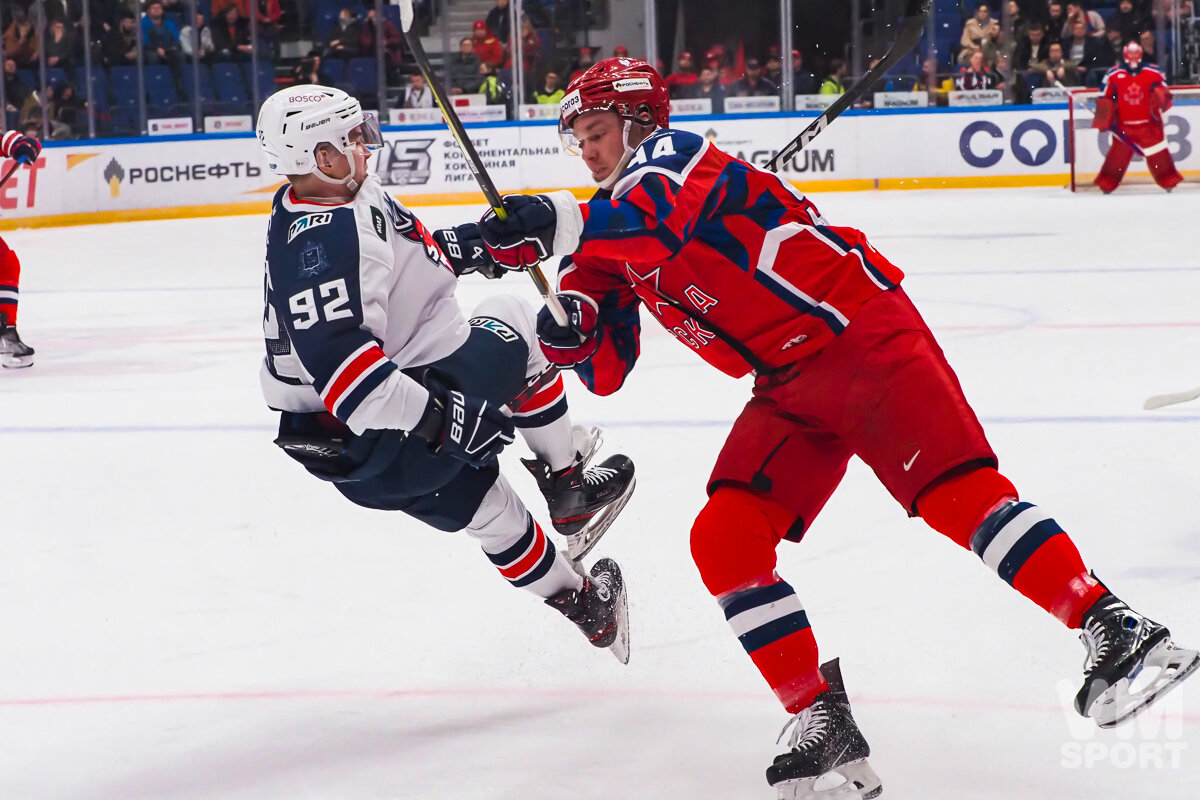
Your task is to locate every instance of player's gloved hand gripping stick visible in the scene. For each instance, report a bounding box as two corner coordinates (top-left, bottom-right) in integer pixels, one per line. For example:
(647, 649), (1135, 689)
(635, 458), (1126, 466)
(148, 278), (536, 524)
(394, 0), (569, 327)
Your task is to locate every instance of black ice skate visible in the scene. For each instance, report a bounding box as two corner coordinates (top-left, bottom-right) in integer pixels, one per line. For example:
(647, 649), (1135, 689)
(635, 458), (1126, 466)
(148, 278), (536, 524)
(544, 556), (630, 664)
(0, 313), (33, 368)
(767, 659), (882, 800)
(523, 426), (636, 562)
(1074, 585), (1199, 729)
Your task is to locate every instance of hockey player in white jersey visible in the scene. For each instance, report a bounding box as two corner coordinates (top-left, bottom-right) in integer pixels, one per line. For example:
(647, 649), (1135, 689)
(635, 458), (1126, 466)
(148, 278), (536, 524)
(256, 85), (634, 661)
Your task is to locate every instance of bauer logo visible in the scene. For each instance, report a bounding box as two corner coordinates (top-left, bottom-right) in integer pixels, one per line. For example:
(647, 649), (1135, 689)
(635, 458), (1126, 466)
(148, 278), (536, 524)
(560, 90), (582, 119)
(613, 78), (652, 93)
(287, 212), (333, 243)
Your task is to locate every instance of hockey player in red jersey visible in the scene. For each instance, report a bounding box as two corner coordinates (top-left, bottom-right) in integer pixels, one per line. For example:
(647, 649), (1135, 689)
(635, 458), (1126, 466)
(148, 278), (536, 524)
(477, 58), (1200, 799)
(0, 129), (40, 368)
(1093, 41), (1182, 192)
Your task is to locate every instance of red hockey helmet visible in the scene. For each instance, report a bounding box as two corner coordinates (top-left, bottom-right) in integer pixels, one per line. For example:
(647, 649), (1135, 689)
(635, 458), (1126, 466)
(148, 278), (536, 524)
(1123, 40), (1143, 65)
(558, 57), (670, 155)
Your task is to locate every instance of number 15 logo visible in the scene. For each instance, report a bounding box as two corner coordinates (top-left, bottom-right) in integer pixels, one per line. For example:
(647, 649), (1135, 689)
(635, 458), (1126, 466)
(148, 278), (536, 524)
(289, 278), (353, 329)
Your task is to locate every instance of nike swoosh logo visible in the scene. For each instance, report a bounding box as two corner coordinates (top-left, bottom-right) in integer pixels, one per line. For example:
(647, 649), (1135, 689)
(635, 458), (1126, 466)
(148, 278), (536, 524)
(903, 450), (921, 471)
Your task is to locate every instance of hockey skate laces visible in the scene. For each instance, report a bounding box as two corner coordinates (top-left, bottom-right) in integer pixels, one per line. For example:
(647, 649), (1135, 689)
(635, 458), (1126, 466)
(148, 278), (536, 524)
(777, 703), (830, 751)
(1080, 618), (1114, 675)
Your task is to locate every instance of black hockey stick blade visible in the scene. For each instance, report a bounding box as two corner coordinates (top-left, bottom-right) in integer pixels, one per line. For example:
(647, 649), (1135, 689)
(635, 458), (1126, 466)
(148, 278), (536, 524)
(766, 0), (931, 172)
(0, 159), (22, 189)
(396, 2), (568, 324)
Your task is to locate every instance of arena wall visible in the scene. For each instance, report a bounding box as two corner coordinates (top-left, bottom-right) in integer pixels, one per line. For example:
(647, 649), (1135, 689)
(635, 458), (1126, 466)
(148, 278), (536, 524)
(3, 102), (1195, 229)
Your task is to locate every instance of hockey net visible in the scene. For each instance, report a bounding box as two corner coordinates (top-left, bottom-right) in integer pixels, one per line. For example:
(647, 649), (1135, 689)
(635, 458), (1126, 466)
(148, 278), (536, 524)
(1068, 84), (1200, 191)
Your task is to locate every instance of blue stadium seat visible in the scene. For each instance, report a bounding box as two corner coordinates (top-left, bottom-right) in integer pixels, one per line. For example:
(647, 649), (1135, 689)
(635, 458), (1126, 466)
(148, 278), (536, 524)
(321, 58), (345, 84)
(211, 62), (249, 111)
(86, 68), (110, 114)
(242, 61), (276, 103)
(345, 57), (378, 95)
(17, 68), (35, 89)
(314, 4), (341, 40)
(109, 66), (140, 108)
(181, 62), (216, 103)
(144, 64), (180, 110)
(44, 67), (69, 88)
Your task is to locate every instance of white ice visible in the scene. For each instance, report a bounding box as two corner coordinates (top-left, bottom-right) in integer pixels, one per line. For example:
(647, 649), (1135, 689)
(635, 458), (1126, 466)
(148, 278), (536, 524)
(2, 187), (1199, 800)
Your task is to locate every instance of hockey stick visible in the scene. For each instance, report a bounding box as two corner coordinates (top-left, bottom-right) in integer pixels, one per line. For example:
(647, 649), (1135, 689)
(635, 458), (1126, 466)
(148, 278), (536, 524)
(1144, 386), (1200, 410)
(0, 160), (22, 189)
(395, 0), (569, 326)
(1061, 82), (1147, 157)
(766, 0), (931, 172)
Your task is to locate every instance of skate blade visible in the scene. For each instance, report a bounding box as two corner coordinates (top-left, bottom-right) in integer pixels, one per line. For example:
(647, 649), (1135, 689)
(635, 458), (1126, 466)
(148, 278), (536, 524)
(1, 354), (33, 368)
(776, 758), (882, 800)
(566, 476), (636, 563)
(607, 581), (630, 665)
(1089, 641), (1200, 729)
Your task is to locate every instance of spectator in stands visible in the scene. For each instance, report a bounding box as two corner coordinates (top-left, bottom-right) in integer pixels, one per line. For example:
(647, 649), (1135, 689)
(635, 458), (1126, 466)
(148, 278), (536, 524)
(1063, 19), (1102, 79)
(666, 51), (699, 98)
(103, 12), (139, 68)
(473, 20), (504, 69)
(960, 3), (1001, 64)
(3, 58), (30, 112)
(251, 0), (285, 60)
(690, 64), (727, 113)
(503, 16), (540, 73)
(211, 5), (253, 62)
(477, 60), (510, 108)
(764, 52), (782, 85)
(322, 8), (360, 61)
(1032, 41), (1080, 85)
(1140, 30), (1160, 65)
(704, 44), (738, 85)
(449, 37), (480, 94)
(793, 50), (819, 94)
(533, 70), (563, 104)
(1063, 1), (1105, 39)
(729, 58), (778, 97)
(569, 46), (596, 82)
(43, 19), (75, 70)
(1045, 1), (1067, 42)
(1097, 25), (1127, 69)
(359, 7), (403, 71)
(181, 12), (215, 62)
(1109, 0), (1149, 41)
(291, 51), (326, 85)
(819, 58), (847, 94)
(956, 48), (1006, 89)
(403, 72), (433, 108)
(485, 0), (510, 44)
(1013, 23), (1050, 69)
(142, 0), (185, 68)
(47, 82), (82, 139)
(613, 45), (630, 58)
(1005, 0), (1030, 45)
(3, 13), (39, 68)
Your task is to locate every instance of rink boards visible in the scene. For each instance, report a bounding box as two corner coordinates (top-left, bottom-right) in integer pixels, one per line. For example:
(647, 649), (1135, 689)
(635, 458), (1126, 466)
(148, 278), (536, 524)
(5, 102), (1200, 228)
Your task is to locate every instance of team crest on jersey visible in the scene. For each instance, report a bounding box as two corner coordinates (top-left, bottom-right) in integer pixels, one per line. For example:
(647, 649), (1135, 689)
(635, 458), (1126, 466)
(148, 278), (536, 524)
(469, 316), (519, 342)
(380, 193), (453, 272)
(287, 212), (333, 243)
(298, 239), (331, 278)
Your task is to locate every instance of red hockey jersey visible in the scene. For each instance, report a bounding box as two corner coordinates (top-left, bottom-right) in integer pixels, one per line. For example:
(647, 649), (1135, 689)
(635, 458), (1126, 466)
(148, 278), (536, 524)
(558, 128), (905, 395)
(1100, 62), (1171, 126)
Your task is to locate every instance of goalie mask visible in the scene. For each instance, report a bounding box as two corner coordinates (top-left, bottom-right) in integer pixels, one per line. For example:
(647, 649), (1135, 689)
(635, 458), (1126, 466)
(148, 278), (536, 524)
(257, 84), (383, 192)
(1123, 41), (1143, 67)
(558, 58), (670, 189)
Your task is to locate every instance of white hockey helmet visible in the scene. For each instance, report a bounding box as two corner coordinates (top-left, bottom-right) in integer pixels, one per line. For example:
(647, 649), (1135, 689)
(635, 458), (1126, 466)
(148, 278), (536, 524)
(256, 84), (383, 179)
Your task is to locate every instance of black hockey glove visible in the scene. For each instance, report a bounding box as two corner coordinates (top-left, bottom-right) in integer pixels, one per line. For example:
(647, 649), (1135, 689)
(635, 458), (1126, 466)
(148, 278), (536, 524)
(432, 223), (510, 280)
(412, 378), (515, 468)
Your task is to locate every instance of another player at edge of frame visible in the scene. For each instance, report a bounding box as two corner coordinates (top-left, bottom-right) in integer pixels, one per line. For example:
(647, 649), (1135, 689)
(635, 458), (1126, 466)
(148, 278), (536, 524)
(0, 130), (41, 368)
(254, 85), (635, 662)
(475, 58), (1200, 800)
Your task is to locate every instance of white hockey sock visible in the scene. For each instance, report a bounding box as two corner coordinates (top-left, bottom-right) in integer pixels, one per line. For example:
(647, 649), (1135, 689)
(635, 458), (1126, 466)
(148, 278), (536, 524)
(518, 412), (577, 472)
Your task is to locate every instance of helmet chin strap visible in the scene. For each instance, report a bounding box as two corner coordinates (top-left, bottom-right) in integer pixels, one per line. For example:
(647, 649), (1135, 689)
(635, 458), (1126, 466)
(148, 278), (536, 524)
(596, 119), (638, 190)
(312, 144), (361, 194)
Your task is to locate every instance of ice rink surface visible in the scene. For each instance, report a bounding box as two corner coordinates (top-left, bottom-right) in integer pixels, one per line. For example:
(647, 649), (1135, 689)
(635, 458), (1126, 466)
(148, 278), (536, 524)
(3, 186), (1199, 799)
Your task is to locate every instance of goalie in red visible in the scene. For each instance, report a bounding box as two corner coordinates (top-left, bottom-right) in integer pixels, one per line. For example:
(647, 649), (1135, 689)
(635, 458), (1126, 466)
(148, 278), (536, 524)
(1093, 41), (1182, 192)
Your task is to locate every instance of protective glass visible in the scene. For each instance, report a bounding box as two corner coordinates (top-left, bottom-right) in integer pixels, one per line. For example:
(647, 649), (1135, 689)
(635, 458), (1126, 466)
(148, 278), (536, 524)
(353, 113), (384, 152)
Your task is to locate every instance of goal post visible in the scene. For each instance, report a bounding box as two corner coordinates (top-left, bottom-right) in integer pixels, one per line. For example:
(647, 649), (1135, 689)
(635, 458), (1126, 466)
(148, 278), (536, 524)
(1067, 84), (1200, 191)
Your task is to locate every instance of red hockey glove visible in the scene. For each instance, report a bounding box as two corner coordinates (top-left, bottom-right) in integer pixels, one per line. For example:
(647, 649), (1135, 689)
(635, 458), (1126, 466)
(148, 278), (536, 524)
(536, 292), (602, 368)
(2, 131), (40, 165)
(478, 191), (583, 270)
